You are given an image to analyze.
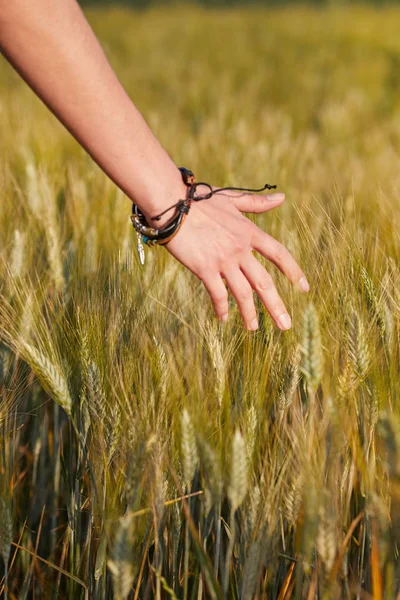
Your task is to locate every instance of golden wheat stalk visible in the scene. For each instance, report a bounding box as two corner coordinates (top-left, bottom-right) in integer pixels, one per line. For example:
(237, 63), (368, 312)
(228, 430), (248, 512)
(20, 342), (72, 416)
(181, 409), (198, 489)
(108, 512), (137, 600)
(300, 304), (323, 393)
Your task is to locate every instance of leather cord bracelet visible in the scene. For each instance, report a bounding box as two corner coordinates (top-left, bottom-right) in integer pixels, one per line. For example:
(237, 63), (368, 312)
(131, 167), (276, 265)
(131, 168), (195, 264)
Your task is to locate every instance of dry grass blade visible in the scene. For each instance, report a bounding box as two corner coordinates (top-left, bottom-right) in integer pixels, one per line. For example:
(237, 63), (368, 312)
(11, 542), (88, 589)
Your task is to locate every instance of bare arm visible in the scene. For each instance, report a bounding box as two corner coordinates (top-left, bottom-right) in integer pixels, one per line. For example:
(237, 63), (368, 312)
(0, 0), (185, 218)
(0, 0), (309, 330)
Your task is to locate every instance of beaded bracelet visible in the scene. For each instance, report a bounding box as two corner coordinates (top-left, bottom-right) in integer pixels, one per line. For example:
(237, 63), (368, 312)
(131, 167), (276, 265)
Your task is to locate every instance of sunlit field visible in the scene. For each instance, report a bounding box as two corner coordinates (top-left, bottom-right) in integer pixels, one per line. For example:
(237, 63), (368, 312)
(1, 5), (400, 598)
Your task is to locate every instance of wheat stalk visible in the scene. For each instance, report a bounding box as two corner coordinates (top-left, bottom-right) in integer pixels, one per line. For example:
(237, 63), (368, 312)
(87, 361), (106, 423)
(83, 225), (98, 275)
(106, 402), (122, 462)
(181, 409), (198, 489)
(108, 512), (137, 600)
(224, 430), (248, 594)
(205, 323), (226, 406)
(283, 472), (303, 526)
(228, 430), (248, 512)
(154, 337), (168, 402)
(347, 309), (369, 382)
(198, 437), (223, 514)
(241, 538), (262, 600)
(316, 489), (337, 574)
(9, 229), (26, 280)
(278, 345), (301, 412)
(0, 497), (12, 576)
(360, 266), (386, 341)
(300, 304), (323, 393)
(25, 161), (42, 213)
(245, 404), (258, 462)
(21, 342), (72, 416)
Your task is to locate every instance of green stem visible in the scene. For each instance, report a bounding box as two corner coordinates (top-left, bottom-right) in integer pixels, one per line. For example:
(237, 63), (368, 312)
(223, 507), (235, 597)
(183, 496), (191, 600)
(214, 502), (222, 578)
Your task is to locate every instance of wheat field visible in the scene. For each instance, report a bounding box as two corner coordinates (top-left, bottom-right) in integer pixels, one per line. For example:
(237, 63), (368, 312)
(1, 5), (400, 599)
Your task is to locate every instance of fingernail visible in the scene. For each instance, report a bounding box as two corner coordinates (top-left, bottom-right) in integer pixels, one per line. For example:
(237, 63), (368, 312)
(268, 193), (285, 202)
(221, 313), (229, 322)
(250, 317), (259, 330)
(299, 277), (310, 293)
(278, 313), (292, 330)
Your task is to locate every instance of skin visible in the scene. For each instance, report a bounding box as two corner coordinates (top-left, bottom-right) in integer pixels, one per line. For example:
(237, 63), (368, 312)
(0, 0), (310, 331)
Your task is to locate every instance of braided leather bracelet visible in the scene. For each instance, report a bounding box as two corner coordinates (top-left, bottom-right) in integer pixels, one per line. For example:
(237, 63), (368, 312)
(131, 168), (195, 264)
(131, 167), (276, 265)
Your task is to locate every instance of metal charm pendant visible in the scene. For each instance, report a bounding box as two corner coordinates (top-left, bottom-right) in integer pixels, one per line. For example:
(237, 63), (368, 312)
(136, 232), (145, 265)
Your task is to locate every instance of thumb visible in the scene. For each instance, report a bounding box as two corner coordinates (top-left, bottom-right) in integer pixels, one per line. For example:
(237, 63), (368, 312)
(232, 192), (285, 214)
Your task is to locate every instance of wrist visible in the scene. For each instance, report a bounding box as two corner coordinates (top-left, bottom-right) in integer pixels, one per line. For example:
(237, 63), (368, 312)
(133, 168), (188, 229)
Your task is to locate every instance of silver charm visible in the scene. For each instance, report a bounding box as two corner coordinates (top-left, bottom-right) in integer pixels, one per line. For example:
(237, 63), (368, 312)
(136, 232), (145, 265)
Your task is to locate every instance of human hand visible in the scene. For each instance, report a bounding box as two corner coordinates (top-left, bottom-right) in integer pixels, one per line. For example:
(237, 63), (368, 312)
(164, 189), (310, 331)
(0, 0), (308, 333)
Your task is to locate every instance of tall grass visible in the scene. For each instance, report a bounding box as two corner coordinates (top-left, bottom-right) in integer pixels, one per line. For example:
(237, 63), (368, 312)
(1, 5), (400, 598)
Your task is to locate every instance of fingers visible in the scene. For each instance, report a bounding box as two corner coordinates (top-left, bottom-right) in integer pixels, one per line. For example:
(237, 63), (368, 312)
(222, 268), (259, 330)
(203, 259), (294, 331)
(231, 192), (285, 214)
(201, 275), (229, 322)
(230, 190), (309, 291)
(252, 230), (310, 292)
(240, 255), (292, 330)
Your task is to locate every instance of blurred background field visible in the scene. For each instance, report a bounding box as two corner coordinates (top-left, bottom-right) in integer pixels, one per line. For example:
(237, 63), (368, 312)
(1, 4), (400, 599)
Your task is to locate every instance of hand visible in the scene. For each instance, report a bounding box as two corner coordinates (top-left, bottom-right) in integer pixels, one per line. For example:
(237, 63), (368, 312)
(164, 189), (309, 331)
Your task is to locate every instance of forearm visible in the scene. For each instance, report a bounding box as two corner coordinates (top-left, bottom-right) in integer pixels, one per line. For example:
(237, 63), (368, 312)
(0, 0), (184, 222)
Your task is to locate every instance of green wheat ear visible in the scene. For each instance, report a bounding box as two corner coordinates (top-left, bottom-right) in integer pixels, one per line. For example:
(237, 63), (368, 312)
(181, 409), (198, 489)
(21, 342), (72, 416)
(87, 361), (106, 423)
(197, 437), (223, 513)
(9, 229), (26, 280)
(106, 402), (122, 462)
(300, 303), (323, 394)
(316, 489), (337, 575)
(228, 430), (248, 512)
(108, 512), (137, 600)
(241, 538), (263, 600)
(359, 265), (386, 340)
(347, 309), (370, 382)
(94, 529), (107, 581)
(278, 344), (301, 413)
(283, 470), (303, 527)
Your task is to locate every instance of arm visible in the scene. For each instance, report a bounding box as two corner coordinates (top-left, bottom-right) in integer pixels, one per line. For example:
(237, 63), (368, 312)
(0, 0), (309, 330)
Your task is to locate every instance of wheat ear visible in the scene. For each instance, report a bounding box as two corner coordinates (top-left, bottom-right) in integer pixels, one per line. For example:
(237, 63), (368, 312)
(181, 409), (198, 489)
(108, 513), (137, 600)
(300, 304), (323, 393)
(21, 342), (72, 416)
